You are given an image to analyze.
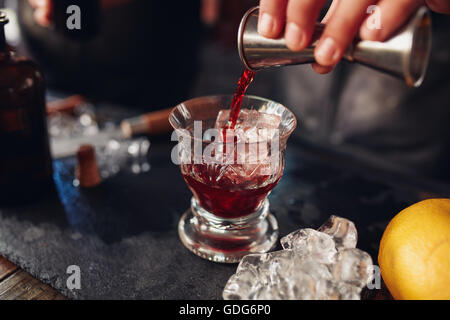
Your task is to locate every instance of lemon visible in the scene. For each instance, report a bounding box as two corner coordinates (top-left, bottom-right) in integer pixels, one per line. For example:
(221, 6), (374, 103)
(379, 198), (450, 300)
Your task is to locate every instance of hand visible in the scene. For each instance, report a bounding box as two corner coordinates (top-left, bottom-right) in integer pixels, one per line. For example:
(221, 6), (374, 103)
(28, 0), (52, 27)
(258, 0), (448, 74)
(28, 0), (132, 28)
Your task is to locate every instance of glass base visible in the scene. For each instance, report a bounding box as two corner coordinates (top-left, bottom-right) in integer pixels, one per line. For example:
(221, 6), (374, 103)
(178, 197), (279, 263)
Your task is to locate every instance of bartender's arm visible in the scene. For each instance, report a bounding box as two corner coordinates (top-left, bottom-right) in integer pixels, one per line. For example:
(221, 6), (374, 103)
(258, 0), (450, 74)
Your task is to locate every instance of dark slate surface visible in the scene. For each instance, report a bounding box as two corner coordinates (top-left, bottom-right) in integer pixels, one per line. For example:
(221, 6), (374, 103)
(0, 134), (449, 299)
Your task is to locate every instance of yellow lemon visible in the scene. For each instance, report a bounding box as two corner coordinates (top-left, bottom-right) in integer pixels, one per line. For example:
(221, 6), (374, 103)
(379, 198), (450, 300)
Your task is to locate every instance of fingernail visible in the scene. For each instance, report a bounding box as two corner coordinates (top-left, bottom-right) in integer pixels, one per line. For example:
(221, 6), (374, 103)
(285, 23), (306, 51)
(258, 13), (274, 36)
(316, 37), (340, 65)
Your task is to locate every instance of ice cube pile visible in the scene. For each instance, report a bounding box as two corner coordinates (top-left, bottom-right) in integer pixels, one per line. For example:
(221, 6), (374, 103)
(95, 137), (151, 178)
(48, 103), (99, 139)
(215, 109), (281, 143)
(223, 216), (374, 300)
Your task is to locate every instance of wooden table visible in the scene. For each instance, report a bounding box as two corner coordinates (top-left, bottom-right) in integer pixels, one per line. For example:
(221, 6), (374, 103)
(0, 256), (65, 300)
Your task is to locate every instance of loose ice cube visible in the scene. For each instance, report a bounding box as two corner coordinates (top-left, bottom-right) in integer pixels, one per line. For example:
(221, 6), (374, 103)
(318, 215), (358, 250)
(223, 216), (374, 300)
(326, 282), (362, 300)
(332, 248), (374, 287)
(281, 228), (337, 264)
(223, 250), (294, 300)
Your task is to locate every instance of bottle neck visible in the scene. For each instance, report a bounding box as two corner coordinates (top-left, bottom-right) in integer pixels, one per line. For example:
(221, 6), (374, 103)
(0, 9), (9, 53)
(0, 25), (6, 52)
(0, 26), (11, 61)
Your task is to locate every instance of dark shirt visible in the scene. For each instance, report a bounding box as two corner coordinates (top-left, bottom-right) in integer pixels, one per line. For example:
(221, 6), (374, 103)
(281, 13), (450, 181)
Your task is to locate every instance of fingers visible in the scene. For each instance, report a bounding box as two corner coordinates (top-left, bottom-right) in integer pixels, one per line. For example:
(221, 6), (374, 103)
(284, 0), (326, 51)
(29, 0), (52, 27)
(310, 0), (340, 74)
(258, 0), (431, 74)
(258, 0), (288, 38)
(315, 0), (377, 66)
(360, 0), (424, 41)
(321, 0), (340, 23)
(311, 63), (334, 74)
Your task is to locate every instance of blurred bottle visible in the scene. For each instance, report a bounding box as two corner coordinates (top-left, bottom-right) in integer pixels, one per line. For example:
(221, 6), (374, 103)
(52, 0), (100, 41)
(0, 12), (53, 205)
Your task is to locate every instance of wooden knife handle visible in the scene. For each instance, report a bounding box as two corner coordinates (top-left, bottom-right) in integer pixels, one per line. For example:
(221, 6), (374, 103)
(46, 95), (86, 115)
(120, 108), (173, 137)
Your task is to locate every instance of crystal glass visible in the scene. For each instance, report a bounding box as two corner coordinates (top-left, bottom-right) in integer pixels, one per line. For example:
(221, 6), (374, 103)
(170, 95), (297, 263)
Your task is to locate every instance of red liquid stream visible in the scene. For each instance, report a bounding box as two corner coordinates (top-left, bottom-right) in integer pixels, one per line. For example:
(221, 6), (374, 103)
(226, 69), (256, 130)
(182, 69), (283, 219)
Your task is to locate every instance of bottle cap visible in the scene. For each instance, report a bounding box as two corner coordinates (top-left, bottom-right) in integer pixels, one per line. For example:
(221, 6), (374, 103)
(76, 145), (101, 188)
(0, 12), (9, 25)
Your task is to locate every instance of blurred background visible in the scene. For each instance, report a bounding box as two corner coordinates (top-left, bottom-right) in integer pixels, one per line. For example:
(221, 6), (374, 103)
(1, 0), (450, 182)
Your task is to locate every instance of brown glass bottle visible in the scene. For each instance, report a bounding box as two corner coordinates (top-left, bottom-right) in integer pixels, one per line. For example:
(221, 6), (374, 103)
(0, 12), (53, 205)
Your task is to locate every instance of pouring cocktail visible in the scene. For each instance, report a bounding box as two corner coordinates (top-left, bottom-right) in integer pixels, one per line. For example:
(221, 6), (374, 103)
(170, 95), (297, 263)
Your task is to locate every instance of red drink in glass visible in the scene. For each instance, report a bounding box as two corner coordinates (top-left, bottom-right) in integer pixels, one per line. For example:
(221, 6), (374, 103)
(181, 69), (281, 219)
(182, 164), (282, 219)
(170, 90), (296, 263)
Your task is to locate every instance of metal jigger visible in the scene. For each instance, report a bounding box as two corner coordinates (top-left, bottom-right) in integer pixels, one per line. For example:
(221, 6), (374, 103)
(238, 7), (432, 87)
